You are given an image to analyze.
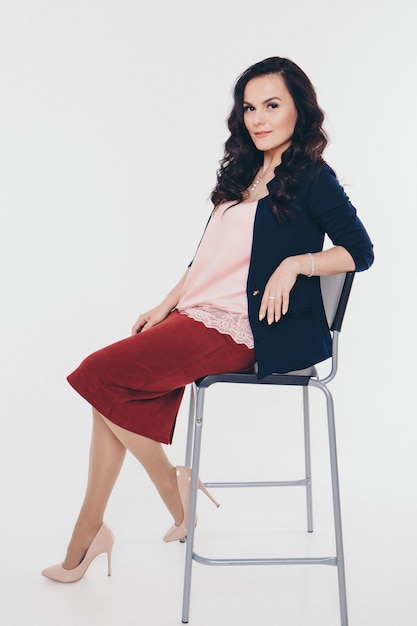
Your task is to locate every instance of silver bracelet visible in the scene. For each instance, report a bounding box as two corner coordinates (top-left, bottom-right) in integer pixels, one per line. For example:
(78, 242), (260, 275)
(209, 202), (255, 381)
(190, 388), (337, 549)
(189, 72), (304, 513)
(307, 252), (315, 277)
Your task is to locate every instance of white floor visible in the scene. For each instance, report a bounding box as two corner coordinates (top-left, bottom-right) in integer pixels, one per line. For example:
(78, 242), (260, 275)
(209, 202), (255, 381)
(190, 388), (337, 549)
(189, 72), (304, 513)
(2, 381), (416, 626)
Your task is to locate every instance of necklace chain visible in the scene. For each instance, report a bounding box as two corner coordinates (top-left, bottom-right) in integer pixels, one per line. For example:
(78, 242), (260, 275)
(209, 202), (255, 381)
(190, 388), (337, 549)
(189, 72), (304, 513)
(249, 165), (275, 193)
(249, 175), (262, 192)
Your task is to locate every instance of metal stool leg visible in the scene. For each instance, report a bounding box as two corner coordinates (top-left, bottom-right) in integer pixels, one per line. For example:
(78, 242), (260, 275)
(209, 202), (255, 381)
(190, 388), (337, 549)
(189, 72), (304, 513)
(181, 387), (205, 624)
(311, 379), (348, 626)
(303, 386), (314, 533)
(185, 383), (196, 467)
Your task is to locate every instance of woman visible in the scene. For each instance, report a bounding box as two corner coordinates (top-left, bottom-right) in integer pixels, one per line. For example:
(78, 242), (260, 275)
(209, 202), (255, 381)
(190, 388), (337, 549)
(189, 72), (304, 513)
(42, 57), (373, 582)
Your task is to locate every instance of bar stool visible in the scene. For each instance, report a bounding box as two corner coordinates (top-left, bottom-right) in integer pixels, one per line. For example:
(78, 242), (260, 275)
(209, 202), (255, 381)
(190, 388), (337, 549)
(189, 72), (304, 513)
(180, 272), (355, 626)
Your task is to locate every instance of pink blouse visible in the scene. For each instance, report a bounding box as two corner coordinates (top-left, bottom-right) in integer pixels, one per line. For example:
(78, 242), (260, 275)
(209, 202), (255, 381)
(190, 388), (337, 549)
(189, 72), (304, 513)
(176, 201), (257, 348)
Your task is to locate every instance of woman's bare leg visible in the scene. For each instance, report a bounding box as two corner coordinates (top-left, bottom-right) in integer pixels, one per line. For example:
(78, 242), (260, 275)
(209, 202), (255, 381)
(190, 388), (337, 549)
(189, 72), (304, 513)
(101, 415), (183, 526)
(62, 410), (126, 569)
(63, 408), (183, 569)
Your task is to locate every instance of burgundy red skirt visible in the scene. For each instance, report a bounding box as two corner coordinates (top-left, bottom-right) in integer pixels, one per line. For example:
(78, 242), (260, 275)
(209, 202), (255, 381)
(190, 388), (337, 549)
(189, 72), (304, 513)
(67, 311), (255, 444)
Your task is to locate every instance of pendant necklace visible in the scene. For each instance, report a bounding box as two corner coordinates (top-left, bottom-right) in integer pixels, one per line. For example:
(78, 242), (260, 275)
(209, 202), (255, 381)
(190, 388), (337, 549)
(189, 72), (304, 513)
(250, 174), (262, 192)
(249, 165), (274, 192)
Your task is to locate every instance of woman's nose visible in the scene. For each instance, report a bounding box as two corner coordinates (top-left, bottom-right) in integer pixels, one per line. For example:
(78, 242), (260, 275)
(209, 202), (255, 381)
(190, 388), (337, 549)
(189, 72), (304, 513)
(253, 109), (266, 125)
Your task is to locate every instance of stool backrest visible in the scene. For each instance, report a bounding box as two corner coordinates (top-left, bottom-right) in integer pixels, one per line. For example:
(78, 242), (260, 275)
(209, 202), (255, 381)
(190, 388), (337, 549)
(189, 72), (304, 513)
(320, 272), (355, 332)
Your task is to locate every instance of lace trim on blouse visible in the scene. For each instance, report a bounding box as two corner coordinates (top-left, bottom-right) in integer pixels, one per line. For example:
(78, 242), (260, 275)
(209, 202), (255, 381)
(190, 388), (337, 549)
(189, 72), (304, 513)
(178, 305), (254, 349)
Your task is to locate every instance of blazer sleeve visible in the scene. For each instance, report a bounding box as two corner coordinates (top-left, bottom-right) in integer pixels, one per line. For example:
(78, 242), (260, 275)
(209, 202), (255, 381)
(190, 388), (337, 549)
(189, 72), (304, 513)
(307, 165), (374, 272)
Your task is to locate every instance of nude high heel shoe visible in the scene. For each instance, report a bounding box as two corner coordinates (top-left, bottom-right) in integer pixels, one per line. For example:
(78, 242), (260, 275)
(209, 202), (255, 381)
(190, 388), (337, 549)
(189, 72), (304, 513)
(163, 466), (220, 543)
(41, 523), (114, 583)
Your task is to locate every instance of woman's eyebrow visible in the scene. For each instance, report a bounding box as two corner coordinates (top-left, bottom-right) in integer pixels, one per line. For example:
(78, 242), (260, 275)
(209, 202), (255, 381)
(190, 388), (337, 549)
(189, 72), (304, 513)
(243, 96), (283, 106)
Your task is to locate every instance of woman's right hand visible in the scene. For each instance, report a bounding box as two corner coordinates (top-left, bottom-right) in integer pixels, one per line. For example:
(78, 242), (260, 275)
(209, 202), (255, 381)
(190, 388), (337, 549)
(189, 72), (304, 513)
(131, 303), (172, 335)
(131, 269), (189, 336)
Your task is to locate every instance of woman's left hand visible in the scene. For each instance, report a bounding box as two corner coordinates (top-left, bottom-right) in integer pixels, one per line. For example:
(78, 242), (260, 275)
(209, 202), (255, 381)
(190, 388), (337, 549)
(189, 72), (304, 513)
(259, 258), (299, 325)
(258, 248), (355, 324)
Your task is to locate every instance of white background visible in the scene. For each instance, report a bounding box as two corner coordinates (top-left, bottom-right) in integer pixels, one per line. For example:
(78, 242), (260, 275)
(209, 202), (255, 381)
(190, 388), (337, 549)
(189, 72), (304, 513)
(1, 1), (416, 625)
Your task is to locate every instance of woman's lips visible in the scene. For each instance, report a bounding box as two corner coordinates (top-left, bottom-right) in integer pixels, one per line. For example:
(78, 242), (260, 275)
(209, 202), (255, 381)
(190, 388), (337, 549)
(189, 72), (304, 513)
(254, 131), (271, 138)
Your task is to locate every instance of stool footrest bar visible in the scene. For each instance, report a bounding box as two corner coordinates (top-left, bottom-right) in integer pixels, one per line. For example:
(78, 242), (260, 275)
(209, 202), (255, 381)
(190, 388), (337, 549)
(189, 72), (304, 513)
(193, 553), (337, 567)
(205, 480), (309, 488)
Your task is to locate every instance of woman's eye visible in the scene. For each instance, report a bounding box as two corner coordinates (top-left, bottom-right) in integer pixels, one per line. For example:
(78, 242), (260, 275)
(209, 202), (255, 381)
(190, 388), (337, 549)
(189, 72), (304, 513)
(268, 103), (278, 109)
(243, 105), (255, 113)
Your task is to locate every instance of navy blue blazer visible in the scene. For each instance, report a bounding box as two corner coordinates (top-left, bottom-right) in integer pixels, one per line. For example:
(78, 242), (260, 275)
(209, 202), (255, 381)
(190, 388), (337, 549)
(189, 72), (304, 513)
(247, 163), (374, 378)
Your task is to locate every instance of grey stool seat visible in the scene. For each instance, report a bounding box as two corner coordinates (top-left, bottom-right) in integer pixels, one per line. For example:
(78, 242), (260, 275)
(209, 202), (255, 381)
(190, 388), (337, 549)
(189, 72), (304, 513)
(180, 272), (354, 626)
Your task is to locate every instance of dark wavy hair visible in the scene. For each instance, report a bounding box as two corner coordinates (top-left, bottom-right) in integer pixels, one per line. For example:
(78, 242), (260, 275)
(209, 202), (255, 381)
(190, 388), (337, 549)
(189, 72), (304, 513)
(211, 57), (328, 221)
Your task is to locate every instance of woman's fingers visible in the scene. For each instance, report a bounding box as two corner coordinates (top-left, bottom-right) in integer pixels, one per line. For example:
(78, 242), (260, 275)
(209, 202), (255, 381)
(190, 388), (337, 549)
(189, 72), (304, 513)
(131, 314), (149, 335)
(131, 305), (170, 335)
(260, 292), (286, 324)
(259, 277), (292, 323)
(131, 319), (143, 335)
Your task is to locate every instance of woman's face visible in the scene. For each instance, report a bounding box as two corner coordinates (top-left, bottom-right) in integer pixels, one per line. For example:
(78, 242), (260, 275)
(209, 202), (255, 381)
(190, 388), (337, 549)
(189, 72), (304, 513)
(243, 73), (298, 162)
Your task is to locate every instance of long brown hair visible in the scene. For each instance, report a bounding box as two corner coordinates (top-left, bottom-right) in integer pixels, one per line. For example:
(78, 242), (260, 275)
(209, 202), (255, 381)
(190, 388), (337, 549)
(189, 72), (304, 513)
(211, 57), (328, 221)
